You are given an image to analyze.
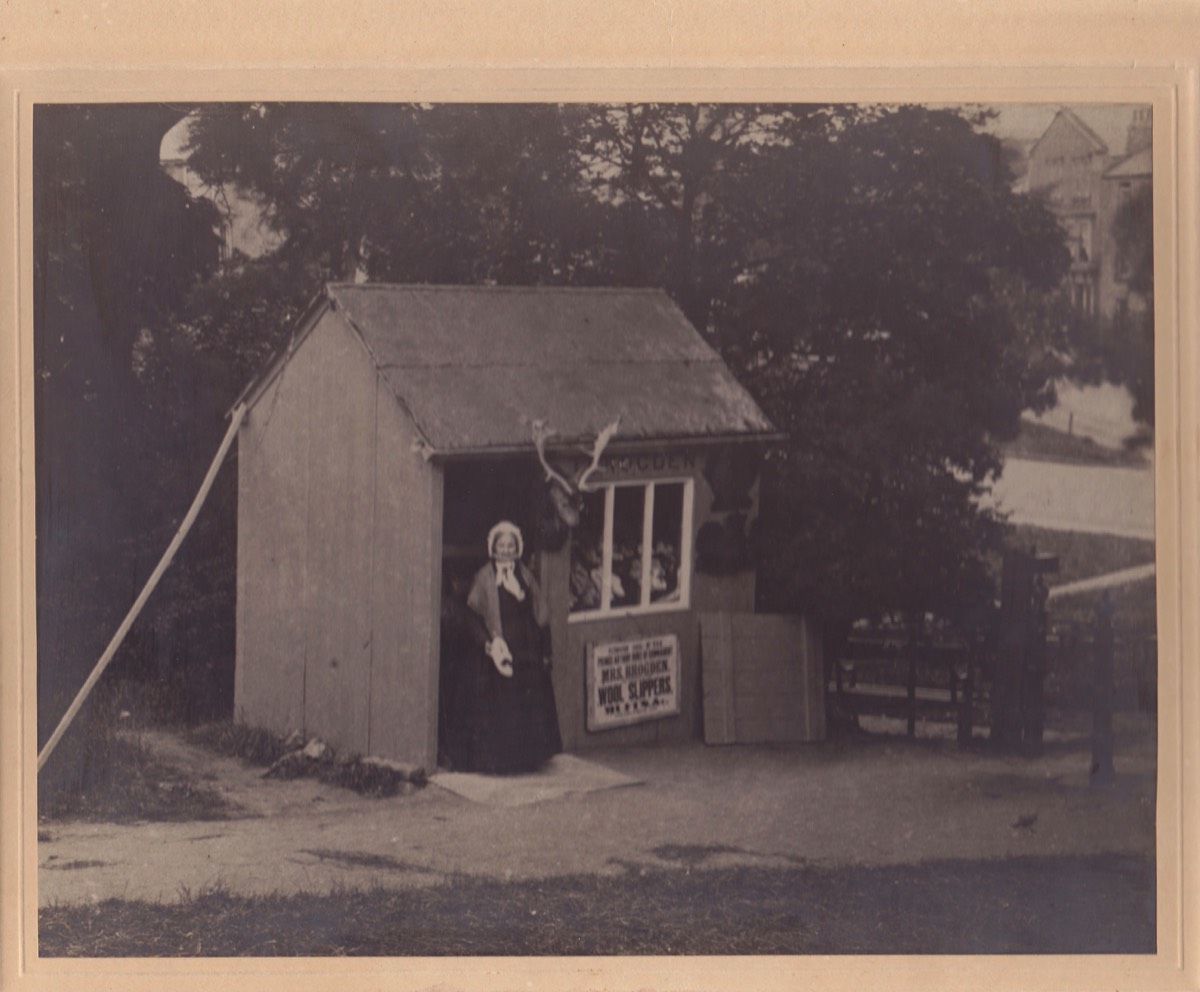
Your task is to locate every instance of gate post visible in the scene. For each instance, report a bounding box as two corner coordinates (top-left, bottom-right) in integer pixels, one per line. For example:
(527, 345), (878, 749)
(992, 548), (1057, 753)
(1020, 574), (1050, 756)
(1091, 592), (1117, 785)
(991, 550), (1032, 748)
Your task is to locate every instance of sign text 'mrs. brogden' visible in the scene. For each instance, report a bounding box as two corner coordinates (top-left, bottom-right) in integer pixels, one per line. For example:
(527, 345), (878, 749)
(586, 634), (681, 731)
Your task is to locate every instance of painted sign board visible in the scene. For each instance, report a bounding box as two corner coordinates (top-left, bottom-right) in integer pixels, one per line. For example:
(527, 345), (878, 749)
(586, 634), (681, 731)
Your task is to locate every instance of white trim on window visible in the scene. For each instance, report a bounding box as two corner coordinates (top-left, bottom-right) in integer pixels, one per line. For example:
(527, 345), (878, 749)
(569, 477), (694, 623)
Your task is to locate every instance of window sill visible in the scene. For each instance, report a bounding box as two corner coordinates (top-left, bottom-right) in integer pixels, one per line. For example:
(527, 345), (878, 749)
(567, 600), (689, 624)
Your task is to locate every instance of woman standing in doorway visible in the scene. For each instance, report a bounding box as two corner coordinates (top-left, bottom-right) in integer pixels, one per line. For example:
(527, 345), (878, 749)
(459, 520), (562, 774)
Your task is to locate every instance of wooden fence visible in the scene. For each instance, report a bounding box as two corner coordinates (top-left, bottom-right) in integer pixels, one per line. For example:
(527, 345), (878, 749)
(829, 634), (989, 743)
(1043, 625), (1157, 713)
(828, 623), (1157, 743)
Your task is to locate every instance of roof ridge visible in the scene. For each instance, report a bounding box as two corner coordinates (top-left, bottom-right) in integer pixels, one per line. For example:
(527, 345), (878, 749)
(1055, 107), (1110, 153)
(1103, 146), (1153, 178)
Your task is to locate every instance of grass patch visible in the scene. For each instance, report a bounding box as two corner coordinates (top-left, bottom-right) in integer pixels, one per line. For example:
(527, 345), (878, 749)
(1003, 421), (1149, 468)
(39, 679), (239, 824)
(314, 759), (423, 797)
(300, 849), (425, 872)
(39, 730), (236, 824)
(189, 721), (423, 797)
(1009, 526), (1155, 591)
(42, 859), (110, 871)
(650, 843), (748, 866)
(1010, 524), (1157, 638)
(189, 722), (289, 767)
(38, 853), (1154, 956)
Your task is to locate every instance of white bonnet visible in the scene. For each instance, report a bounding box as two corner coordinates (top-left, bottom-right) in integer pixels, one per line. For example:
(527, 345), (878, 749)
(487, 520), (524, 559)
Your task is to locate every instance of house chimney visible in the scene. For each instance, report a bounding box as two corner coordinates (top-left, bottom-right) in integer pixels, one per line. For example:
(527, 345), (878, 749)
(1126, 107), (1152, 155)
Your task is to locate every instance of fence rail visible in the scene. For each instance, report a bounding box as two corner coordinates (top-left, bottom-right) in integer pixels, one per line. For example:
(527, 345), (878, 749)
(829, 624), (1157, 744)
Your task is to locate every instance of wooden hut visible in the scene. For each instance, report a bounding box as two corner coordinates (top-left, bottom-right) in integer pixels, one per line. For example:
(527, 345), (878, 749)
(233, 284), (824, 770)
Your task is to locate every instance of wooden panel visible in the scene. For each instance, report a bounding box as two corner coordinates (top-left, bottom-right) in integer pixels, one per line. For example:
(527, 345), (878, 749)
(732, 666), (813, 696)
(700, 612), (737, 744)
(300, 314), (377, 755)
(368, 375), (442, 768)
(562, 608), (700, 750)
(555, 457), (709, 751)
(233, 337), (314, 736)
(699, 612), (825, 744)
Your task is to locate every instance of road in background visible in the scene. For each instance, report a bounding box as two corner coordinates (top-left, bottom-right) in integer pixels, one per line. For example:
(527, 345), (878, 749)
(985, 457), (1155, 540)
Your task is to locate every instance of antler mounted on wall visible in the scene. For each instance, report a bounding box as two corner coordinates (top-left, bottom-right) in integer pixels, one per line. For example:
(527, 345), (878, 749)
(530, 416), (621, 529)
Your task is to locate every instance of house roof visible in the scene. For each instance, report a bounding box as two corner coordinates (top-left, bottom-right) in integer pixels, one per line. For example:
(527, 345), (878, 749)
(1105, 146), (1152, 179)
(245, 283), (779, 456)
(1028, 107), (1108, 161)
(1027, 105), (1148, 163)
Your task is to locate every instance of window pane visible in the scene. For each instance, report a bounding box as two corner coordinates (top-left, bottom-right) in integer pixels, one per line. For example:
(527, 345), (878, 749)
(569, 489), (606, 614)
(610, 485), (644, 608)
(650, 482), (684, 603)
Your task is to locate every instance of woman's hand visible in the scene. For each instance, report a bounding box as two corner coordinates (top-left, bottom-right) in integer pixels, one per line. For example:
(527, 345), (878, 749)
(486, 637), (514, 677)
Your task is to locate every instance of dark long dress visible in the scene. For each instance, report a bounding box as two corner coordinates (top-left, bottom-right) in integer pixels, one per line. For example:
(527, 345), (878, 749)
(453, 574), (562, 774)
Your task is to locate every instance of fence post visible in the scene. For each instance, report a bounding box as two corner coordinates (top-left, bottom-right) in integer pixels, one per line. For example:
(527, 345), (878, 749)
(992, 551), (1031, 748)
(1091, 592), (1116, 785)
(957, 652), (975, 745)
(1020, 575), (1049, 757)
(906, 645), (918, 738)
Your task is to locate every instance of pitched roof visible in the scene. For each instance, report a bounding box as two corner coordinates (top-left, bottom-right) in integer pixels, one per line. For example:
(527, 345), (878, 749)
(1070, 105), (1144, 156)
(258, 283), (778, 455)
(1029, 107), (1109, 160)
(1026, 105), (1146, 162)
(1104, 146), (1152, 179)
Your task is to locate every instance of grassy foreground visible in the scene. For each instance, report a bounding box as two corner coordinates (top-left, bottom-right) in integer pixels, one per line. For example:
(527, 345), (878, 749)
(40, 853), (1154, 957)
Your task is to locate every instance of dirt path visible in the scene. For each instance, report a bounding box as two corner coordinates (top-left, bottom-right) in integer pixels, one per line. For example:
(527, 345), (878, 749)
(37, 718), (1157, 907)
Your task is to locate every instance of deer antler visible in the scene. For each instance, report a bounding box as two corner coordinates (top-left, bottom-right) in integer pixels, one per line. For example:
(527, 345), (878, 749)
(531, 419), (577, 494)
(575, 417), (621, 492)
(530, 416), (621, 494)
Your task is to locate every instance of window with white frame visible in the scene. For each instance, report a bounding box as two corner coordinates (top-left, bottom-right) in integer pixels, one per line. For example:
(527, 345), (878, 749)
(568, 479), (693, 619)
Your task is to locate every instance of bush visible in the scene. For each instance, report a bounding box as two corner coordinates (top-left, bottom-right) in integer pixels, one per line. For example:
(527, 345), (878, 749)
(188, 721), (288, 767)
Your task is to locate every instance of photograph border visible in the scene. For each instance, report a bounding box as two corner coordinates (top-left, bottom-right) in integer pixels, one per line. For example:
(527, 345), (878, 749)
(2, 7), (1197, 991)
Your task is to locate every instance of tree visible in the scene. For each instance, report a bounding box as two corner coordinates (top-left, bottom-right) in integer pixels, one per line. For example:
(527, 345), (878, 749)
(1109, 184), (1155, 426)
(33, 104), (223, 780)
(38, 102), (1081, 735)
(569, 105), (1073, 627)
(170, 102), (1075, 631)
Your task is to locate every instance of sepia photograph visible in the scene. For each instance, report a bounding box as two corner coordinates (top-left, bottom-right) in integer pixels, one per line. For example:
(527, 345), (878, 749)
(26, 98), (1162, 959)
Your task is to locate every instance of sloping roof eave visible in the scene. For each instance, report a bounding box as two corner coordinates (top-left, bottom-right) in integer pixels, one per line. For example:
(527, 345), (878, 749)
(421, 429), (789, 461)
(233, 283), (779, 452)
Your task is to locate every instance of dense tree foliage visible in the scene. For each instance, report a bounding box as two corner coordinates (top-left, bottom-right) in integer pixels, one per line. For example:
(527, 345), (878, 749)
(34, 105), (224, 781)
(37, 102), (1093, 737)
(1109, 184), (1155, 426)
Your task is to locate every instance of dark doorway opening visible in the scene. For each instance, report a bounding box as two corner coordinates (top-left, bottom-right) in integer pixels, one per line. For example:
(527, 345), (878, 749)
(438, 456), (544, 768)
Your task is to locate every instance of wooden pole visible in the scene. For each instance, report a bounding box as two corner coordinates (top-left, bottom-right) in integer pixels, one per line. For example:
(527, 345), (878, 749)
(1091, 592), (1117, 785)
(37, 404), (248, 773)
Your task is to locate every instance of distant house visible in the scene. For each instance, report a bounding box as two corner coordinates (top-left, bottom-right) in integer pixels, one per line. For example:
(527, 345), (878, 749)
(231, 284), (823, 770)
(1025, 106), (1153, 320)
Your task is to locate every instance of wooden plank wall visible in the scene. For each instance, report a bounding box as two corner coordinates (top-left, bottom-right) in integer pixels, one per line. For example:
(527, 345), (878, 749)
(548, 453), (759, 751)
(299, 314), (379, 754)
(236, 310), (443, 767)
(234, 331), (316, 735)
(700, 613), (825, 744)
(368, 377), (442, 768)
(700, 613), (737, 744)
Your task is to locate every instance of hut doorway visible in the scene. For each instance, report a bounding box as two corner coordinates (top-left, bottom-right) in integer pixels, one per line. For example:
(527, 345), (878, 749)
(437, 457), (547, 768)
